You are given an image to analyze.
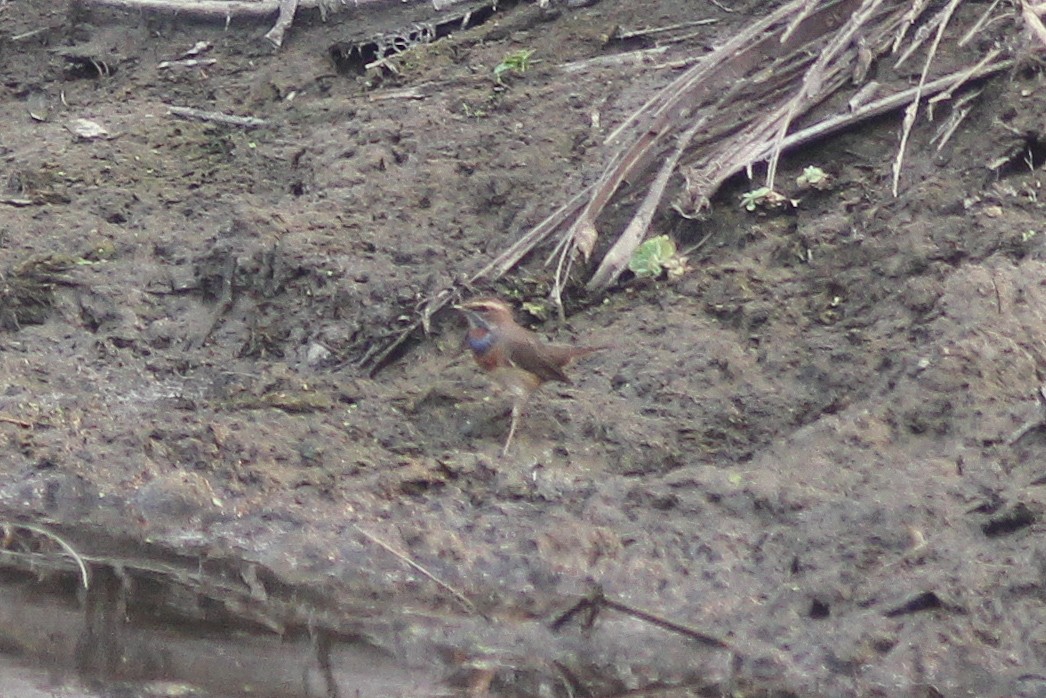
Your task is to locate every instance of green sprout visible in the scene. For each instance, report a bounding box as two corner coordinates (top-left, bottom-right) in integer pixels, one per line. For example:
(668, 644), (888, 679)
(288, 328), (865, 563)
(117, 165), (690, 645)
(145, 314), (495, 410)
(628, 235), (689, 280)
(521, 300), (551, 321)
(740, 187), (795, 211)
(494, 49), (535, 83)
(796, 165), (831, 190)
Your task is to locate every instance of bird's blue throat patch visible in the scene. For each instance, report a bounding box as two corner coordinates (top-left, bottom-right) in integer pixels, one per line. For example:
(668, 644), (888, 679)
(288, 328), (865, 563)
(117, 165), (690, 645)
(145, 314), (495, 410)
(466, 328), (497, 355)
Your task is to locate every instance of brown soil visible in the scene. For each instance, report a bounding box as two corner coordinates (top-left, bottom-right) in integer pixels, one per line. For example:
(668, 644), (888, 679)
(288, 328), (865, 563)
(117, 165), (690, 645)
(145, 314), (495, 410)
(2, 0), (1046, 696)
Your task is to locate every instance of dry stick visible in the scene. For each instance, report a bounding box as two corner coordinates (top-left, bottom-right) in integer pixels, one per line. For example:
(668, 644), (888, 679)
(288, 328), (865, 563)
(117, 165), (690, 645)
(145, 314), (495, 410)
(1021, 0), (1046, 46)
(959, 0), (1003, 47)
(83, 0), (440, 16)
(578, 29), (837, 280)
(892, 0), (934, 52)
(612, 18), (718, 41)
(11, 27), (49, 41)
(674, 56), (1010, 228)
(368, 86), (428, 101)
(560, 47), (671, 74)
(85, 0), (465, 45)
(472, 190), (592, 283)
(0, 415), (33, 427)
(86, 0), (281, 15)
(891, 0), (962, 197)
(780, 0), (824, 43)
(677, 41), (858, 216)
(598, 29), (738, 147)
(2, 522), (90, 589)
(570, 90), (764, 282)
(353, 524), (479, 616)
(167, 105), (268, 129)
(463, 187), (590, 297)
(766, 0), (886, 191)
(600, 596), (733, 650)
(264, 0), (299, 47)
(932, 105), (972, 151)
(707, 0), (737, 12)
(550, 248), (573, 321)
(569, 0), (867, 289)
(893, 1), (949, 69)
(585, 116), (709, 293)
(928, 48), (1001, 106)
(749, 60), (1012, 165)
(582, 0), (821, 223)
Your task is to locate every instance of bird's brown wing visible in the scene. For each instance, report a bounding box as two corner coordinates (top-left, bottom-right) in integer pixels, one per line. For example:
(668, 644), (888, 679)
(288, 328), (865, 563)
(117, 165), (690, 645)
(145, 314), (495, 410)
(504, 337), (573, 384)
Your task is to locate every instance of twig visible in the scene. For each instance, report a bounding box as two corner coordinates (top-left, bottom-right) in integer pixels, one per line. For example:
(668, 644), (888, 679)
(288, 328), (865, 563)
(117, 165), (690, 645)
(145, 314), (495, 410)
(928, 49), (1000, 106)
(368, 86), (429, 101)
(560, 47), (671, 74)
(551, 587), (733, 650)
(780, 0), (823, 44)
(891, 0), (933, 52)
(364, 55), (401, 74)
(264, 0), (298, 48)
(167, 105), (268, 129)
(891, 0), (961, 197)
(0, 415), (33, 427)
(601, 596), (733, 650)
(11, 27), (49, 41)
(766, 0), (886, 191)
(86, 0), (280, 15)
(893, 1), (949, 69)
(82, 0), (448, 16)
(585, 116), (707, 293)
(1021, 0), (1046, 47)
(931, 105), (972, 151)
(572, 0), (835, 268)
(611, 18), (718, 41)
(707, 0), (737, 12)
(353, 524), (480, 616)
(1, 522), (90, 589)
(749, 59), (1012, 162)
(959, 0), (1002, 47)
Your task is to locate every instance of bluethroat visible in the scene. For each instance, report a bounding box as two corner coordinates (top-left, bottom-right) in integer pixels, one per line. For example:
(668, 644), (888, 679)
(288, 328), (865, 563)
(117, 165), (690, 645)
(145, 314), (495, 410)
(455, 297), (605, 455)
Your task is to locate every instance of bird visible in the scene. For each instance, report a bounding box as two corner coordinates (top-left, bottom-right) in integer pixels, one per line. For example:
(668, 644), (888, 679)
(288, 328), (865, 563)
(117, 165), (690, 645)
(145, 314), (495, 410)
(454, 297), (606, 456)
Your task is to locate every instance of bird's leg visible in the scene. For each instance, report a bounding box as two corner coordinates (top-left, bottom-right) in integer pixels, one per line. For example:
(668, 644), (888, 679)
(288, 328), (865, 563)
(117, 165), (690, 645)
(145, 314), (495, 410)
(502, 400), (521, 457)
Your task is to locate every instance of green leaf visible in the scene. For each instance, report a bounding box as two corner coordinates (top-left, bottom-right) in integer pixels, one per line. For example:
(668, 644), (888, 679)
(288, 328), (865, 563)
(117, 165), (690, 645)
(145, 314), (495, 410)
(628, 235), (678, 278)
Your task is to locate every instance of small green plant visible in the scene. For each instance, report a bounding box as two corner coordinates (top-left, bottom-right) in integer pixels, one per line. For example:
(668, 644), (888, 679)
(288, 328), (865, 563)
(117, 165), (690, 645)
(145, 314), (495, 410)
(628, 235), (689, 280)
(461, 102), (487, 118)
(740, 186), (795, 211)
(521, 300), (551, 321)
(796, 165), (831, 190)
(494, 49), (535, 83)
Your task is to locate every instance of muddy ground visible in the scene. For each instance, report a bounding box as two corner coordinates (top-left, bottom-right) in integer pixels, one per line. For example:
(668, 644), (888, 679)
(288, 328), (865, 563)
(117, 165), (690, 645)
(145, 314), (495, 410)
(1, 0), (1046, 695)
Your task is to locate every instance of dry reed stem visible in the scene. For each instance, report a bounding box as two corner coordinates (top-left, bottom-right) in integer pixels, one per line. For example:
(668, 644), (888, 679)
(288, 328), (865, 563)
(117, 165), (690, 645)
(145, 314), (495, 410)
(354, 524), (479, 616)
(1021, 0), (1046, 46)
(891, 0), (962, 197)
(1, 521), (90, 589)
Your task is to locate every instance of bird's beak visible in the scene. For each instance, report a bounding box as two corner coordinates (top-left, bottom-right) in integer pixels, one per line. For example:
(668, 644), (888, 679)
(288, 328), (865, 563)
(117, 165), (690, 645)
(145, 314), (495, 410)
(455, 305), (486, 329)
